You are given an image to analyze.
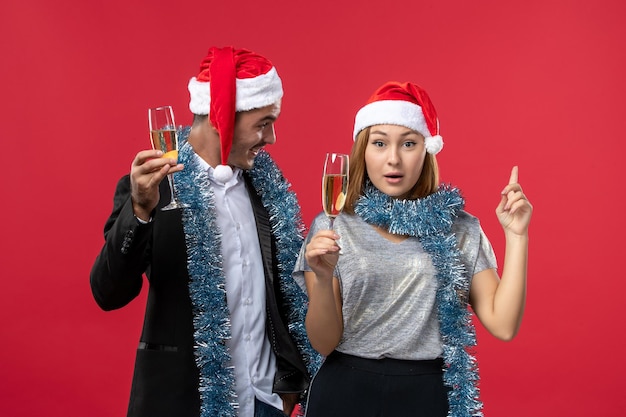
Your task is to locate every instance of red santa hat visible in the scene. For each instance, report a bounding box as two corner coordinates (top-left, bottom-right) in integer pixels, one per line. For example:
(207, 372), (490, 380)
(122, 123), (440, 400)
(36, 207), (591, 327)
(188, 46), (283, 182)
(353, 81), (444, 155)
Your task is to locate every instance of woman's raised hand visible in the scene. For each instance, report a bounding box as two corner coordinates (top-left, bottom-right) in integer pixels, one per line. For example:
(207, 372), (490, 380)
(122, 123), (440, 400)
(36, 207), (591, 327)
(496, 166), (533, 236)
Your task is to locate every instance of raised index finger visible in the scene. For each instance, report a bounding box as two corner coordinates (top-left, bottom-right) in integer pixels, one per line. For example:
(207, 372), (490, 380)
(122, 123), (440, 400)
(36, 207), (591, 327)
(508, 166), (519, 185)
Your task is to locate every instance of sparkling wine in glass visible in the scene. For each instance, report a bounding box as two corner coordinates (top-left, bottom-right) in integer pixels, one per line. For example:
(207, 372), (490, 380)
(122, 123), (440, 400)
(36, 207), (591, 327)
(148, 106), (182, 210)
(322, 153), (349, 229)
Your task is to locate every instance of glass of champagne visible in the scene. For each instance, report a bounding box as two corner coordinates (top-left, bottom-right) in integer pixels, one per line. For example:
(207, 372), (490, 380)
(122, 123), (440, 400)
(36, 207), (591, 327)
(148, 105), (182, 210)
(322, 153), (349, 229)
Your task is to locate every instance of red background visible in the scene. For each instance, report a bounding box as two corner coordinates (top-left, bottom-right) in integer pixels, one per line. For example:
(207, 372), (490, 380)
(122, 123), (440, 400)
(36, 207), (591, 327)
(1, 0), (625, 416)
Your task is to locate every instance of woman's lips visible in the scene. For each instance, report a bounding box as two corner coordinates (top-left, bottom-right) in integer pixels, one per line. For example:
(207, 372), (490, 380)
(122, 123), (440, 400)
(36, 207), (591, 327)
(384, 174), (403, 184)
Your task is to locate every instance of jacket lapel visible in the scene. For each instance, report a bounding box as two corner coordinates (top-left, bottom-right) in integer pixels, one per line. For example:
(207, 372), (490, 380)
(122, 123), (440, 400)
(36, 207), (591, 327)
(243, 172), (275, 289)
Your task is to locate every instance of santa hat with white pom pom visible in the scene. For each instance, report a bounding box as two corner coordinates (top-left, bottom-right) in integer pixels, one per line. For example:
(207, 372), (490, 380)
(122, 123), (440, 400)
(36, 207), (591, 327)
(188, 46), (283, 182)
(353, 81), (444, 155)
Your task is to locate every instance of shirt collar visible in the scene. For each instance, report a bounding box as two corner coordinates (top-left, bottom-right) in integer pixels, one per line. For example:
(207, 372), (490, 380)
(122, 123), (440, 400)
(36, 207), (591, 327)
(194, 153), (243, 187)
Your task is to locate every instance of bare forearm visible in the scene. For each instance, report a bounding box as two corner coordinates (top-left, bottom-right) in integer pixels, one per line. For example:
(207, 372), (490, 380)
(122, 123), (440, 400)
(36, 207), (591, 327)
(492, 233), (528, 340)
(305, 274), (343, 356)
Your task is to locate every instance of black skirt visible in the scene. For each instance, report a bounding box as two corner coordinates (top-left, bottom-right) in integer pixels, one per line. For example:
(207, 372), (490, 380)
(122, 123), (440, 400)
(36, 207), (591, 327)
(304, 351), (449, 417)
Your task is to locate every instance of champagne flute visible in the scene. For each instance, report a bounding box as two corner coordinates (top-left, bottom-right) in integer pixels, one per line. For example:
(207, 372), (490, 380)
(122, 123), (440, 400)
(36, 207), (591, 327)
(148, 106), (182, 210)
(322, 153), (349, 229)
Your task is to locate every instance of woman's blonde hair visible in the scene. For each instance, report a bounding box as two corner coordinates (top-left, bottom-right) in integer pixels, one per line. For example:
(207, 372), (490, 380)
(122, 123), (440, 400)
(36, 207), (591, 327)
(343, 127), (440, 214)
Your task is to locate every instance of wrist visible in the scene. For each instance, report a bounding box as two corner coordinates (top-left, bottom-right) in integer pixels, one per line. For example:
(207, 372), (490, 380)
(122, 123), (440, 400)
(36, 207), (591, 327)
(134, 214), (153, 224)
(504, 231), (529, 244)
(132, 199), (155, 222)
(312, 269), (335, 283)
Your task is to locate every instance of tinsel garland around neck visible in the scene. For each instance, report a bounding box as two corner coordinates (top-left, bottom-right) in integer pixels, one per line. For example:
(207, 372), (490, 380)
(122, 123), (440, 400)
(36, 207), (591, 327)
(354, 185), (483, 417)
(172, 127), (321, 417)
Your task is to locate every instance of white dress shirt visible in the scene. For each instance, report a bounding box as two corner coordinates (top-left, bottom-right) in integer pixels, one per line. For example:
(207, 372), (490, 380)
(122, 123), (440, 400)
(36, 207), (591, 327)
(197, 156), (283, 417)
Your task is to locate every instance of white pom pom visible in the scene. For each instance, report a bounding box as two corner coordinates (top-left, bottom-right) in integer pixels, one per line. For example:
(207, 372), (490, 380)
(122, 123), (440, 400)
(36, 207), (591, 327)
(214, 164), (234, 183)
(425, 135), (444, 155)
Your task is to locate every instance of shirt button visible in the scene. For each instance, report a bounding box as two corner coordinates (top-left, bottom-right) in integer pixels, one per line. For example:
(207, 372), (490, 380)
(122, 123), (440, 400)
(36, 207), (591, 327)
(244, 334), (251, 341)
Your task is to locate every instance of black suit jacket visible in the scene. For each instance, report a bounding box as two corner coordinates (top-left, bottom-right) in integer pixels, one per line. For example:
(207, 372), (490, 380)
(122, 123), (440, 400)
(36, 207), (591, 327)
(90, 174), (309, 417)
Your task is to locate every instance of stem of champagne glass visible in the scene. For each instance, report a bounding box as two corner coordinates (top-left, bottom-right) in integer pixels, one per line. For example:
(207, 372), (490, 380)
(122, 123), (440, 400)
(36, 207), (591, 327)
(167, 174), (176, 205)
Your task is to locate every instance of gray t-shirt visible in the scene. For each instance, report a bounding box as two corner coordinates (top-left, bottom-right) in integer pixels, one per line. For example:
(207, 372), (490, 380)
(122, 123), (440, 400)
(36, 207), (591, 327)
(293, 211), (497, 360)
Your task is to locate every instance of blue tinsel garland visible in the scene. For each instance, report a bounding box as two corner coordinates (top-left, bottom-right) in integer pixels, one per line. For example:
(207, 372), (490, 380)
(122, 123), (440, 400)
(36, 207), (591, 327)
(354, 185), (483, 417)
(249, 154), (324, 383)
(174, 127), (321, 417)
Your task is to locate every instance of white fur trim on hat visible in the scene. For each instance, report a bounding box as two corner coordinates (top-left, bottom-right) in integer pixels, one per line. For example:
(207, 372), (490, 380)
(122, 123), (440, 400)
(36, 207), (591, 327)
(353, 100), (443, 154)
(188, 67), (283, 115)
(213, 164), (234, 183)
(425, 135), (444, 154)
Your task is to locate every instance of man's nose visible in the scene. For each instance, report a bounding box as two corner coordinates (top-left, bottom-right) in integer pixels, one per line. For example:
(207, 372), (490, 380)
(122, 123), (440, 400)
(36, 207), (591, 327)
(264, 125), (277, 144)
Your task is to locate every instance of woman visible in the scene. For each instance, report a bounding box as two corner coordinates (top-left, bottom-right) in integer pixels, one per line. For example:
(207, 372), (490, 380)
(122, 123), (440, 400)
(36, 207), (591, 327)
(294, 81), (532, 417)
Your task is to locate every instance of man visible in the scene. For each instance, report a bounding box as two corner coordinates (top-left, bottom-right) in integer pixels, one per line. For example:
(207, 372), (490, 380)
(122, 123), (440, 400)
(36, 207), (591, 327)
(90, 46), (320, 417)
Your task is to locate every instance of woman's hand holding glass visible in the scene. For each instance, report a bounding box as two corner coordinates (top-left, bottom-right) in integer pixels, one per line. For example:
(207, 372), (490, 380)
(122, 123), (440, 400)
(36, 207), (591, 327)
(322, 153), (349, 229)
(305, 152), (350, 278)
(304, 229), (341, 281)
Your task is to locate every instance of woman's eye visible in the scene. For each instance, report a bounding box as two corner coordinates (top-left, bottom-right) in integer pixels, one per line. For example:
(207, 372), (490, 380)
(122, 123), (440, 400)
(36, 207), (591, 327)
(403, 141), (416, 148)
(372, 140), (384, 147)
(259, 122), (269, 129)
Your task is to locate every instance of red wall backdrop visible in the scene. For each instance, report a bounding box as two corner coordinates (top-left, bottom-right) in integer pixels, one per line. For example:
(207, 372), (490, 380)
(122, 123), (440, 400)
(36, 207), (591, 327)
(1, 0), (625, 416)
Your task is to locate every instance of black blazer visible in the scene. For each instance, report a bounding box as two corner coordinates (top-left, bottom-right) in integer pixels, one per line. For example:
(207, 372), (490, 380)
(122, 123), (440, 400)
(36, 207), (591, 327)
(90, 174), (309, 417)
